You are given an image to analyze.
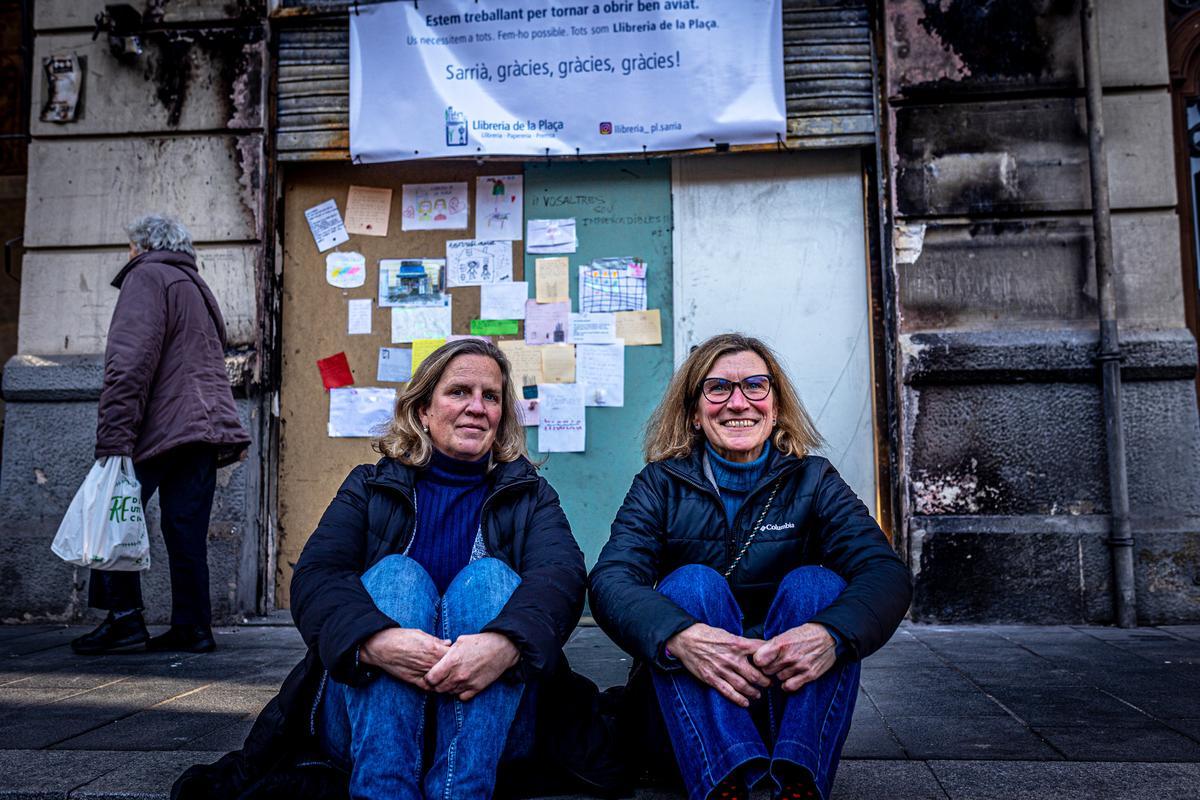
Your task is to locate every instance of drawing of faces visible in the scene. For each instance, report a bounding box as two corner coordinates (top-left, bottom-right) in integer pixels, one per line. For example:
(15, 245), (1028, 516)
(418, 200), (432, 220)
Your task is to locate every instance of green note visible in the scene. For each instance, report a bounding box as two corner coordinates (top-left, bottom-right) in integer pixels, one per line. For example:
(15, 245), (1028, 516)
(470, 319), (519, 335)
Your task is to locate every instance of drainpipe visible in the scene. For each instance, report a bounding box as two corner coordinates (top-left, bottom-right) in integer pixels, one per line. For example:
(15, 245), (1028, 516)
(1080, 0), (1137, 627)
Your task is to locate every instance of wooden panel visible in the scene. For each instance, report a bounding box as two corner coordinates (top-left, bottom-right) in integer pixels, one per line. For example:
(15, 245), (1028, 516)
(672, 151), (876, 515)
(522, 160), (674, 566)
(275, 0), (876, 161)
(35, 0), (258, 30)
(897, 212), (1185, 333)
(24, 135), (262, 247)
(18, 245), (259, 355)
(30, 32), (265, 136)
(276, 162), (525, 606)
(885, 0), (1169, 98)
(894, 93), (1176, 217)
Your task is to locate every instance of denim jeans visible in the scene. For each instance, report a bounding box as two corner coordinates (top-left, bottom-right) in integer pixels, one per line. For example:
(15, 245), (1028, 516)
(319, 555), (533, 800)
(652, 564), (860, 800)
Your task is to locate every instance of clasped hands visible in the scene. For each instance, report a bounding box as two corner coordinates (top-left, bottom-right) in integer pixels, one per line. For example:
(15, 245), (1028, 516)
(358, 628), (519, 701)
(665, 622), (837, 708)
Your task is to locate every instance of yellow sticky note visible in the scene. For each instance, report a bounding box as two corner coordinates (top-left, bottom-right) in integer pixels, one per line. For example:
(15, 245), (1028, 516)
(614, 310), (662, 346)
(540, 344), (576, 383)
(535, 257), (570, 303)
(411, 338), (445, 372)
(498, 340), (544, 386)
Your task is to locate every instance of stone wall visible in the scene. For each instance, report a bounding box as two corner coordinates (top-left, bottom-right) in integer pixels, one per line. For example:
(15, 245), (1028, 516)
(0, 0), (267, 623)
(885, 0), (1200, 623)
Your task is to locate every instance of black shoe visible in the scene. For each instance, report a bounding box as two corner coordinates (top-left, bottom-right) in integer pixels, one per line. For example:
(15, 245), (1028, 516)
(146, 624), (216, 654)
(70, 611), (149, 655)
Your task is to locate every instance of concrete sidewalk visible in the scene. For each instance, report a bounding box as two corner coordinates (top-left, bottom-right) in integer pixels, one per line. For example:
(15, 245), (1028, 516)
(1, 622), (1198, 799)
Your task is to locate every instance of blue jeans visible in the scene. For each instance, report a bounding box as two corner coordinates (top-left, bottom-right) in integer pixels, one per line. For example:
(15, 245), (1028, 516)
(652, 564), (860, 800)
(319, 555), (533, 800)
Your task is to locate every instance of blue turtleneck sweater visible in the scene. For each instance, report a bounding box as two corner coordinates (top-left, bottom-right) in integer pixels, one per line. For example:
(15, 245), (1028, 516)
(705, 440), (772, 526)
(409, 448), (490, 594)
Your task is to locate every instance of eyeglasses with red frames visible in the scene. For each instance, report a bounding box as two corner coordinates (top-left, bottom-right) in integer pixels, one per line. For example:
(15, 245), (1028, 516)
(700, 374), (772, 404)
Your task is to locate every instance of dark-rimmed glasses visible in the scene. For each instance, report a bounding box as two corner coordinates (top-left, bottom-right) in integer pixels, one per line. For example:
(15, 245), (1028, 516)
(701, 375), (772, 404)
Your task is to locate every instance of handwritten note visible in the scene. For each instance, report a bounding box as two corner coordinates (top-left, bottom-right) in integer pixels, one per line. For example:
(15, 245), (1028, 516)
(614, 309), (662, 346)
(568, 312), (616, 344)
(540, 344), (576, 383)
(347, 298), (373, 335)
(304, 199), (349, 252)
(537, 382), (585, 452)
(377, 347), (413, 382)
(480, 281), (529, 320)
(317, 352), (354, 389)
(577, 341), (625, 406)
(326, 251), (366, 288)
(516, 397), (539, 427)
(412, 338), (445, 372)
(498, 340), (543, 386)
(401, 182), (467, 231)
(524, 300), (569, 345)
(475, 175), (523, 240)
(445, 239), (514, 287)
(535, 257), (570, 303)
(391, 301), (452, 343)
(344, 185), (393, 236)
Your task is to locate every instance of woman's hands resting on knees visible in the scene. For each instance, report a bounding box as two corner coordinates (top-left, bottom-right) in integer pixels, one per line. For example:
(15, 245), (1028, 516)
(359, 628), (452, 690)
(753, 623), (837, 693)
(358, 629), (520, 701)
(425, 632), (520, 701)
(665, 623), (771, 707)
(667, 622), (837, 703)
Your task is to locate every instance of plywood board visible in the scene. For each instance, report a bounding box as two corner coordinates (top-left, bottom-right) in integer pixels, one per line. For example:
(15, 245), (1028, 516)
(276, 162), (525, 606)
(672, 151), (877, 516)
(522, 161), (674, 567)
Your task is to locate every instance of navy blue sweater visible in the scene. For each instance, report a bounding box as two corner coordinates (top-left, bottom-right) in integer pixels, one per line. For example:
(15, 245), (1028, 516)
(705, 440), (771, 526)
(408, 449), (489, 594)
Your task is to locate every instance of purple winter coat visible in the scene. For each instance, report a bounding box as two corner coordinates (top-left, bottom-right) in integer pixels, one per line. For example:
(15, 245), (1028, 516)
(94, 250), (250, 467)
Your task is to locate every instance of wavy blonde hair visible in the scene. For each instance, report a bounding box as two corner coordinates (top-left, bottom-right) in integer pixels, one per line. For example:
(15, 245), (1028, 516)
(373, 338), (527, 467)
(644, 333), (824, 463)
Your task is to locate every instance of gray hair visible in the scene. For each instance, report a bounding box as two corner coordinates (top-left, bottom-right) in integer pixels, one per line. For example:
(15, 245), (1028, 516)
(125, 214), (195, 257)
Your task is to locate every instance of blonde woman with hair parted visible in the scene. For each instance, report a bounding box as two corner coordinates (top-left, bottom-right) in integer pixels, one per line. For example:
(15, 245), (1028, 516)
(590, 333), (912, 800)
(175, 338), (617, 799)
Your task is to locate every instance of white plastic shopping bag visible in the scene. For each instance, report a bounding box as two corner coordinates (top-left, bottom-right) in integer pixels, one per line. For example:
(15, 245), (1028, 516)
(51, 456), (150, 571)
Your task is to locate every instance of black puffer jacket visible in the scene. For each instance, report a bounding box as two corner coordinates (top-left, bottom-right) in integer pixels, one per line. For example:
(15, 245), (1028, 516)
(589, 448), (911, 668)
(174, 456), (620, 799)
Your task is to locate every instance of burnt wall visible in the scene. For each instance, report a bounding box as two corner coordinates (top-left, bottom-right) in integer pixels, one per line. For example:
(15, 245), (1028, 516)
(884, 0), (1200, 622)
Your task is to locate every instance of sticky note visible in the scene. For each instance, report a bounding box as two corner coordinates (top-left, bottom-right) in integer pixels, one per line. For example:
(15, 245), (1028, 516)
(412, 338), (445, 372)
(614, 309), (662, 346)
(317, 352), (354, 389)
(471, 319), (519, 336)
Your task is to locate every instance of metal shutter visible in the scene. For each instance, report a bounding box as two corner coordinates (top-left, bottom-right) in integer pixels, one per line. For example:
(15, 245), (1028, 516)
(274, 0), (875, 161)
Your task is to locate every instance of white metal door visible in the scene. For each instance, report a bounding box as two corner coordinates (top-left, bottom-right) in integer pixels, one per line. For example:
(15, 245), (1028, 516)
(672, 151), (877, 514)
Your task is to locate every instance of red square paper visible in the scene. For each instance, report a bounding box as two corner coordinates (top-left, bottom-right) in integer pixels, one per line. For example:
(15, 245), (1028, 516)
(317, 352), (354, 389)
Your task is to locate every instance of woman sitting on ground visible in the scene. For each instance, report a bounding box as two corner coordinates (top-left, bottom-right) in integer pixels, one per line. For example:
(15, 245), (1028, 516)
(174, 338), (592, 799)
(589, 333), (912, 800)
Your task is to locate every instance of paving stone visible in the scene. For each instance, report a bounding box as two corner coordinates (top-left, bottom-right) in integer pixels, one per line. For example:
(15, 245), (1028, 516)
(1160, 625), (1200, 643)
(928, 760), (1200, 800)
(0, 626), (61, 643)
(842, 706), (908, 759)
(886, 715), (1062, 760)
(1031, 724), (1200, 761)
(864, 685), (1010, 718)
(181, 718), (254, 752)
(1, 629), (81, 658)
(983, 685), (1151, 727)
(0, 749), (114, 800)
(69, 750), (224, 799)
(53, 689), (277, 751)
(831, 760), (948, 799)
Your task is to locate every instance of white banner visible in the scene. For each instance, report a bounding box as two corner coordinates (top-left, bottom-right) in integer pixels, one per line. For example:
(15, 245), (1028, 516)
(350, 0), (784, 163)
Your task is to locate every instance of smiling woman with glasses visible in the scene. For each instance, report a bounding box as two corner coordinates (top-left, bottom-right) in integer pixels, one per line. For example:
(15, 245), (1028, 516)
(589, 333), (912, 800)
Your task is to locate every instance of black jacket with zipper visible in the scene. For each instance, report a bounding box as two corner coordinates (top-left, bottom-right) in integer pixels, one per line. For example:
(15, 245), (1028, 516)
(173, 455), (622, 799)
(588, 447), (912, 669)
